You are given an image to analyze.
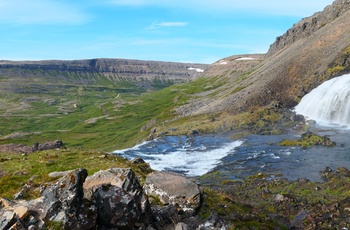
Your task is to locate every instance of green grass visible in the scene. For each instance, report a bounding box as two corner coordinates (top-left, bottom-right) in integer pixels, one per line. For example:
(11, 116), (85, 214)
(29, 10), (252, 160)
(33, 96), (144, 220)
(0, 72), (233, 151)
(0, 148), (153, 199)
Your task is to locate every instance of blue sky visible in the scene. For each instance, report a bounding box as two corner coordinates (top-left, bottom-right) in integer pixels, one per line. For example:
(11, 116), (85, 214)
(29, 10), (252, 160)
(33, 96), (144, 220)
(0, 0), (334, 64)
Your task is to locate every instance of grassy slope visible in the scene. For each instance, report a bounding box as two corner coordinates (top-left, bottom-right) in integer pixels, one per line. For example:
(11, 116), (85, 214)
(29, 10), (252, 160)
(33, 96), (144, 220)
(0, 148), (153, 199)
(0, 71), (185, 151)
(0, 66), (298, 152)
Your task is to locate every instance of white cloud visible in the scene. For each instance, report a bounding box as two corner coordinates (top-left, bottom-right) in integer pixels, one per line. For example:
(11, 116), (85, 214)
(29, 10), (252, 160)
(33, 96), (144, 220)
(106, 0), (334, 17)
(146, 21), (188, 30)
(0, 0), (87, 25)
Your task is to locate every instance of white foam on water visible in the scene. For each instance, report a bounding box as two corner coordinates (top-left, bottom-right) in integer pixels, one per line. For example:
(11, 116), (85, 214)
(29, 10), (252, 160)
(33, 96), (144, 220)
(113, 139), (244, 177)
(143, 140), (244, 176)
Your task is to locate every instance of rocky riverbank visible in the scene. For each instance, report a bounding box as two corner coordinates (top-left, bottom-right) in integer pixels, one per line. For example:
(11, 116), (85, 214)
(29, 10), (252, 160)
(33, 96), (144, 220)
(2, 147), (350, 229)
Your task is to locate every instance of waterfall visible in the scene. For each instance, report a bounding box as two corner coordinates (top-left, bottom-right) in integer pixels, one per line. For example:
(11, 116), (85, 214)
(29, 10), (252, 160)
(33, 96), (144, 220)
(294, 74), (350, 127)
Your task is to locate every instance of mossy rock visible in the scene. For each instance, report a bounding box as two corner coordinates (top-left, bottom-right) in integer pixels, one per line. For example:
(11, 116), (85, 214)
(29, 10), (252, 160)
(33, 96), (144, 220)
(279, 131), (336, 148)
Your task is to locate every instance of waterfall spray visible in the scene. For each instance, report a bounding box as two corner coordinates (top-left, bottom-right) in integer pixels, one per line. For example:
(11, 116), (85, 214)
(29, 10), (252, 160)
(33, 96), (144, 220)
(294, 74), (350, 127)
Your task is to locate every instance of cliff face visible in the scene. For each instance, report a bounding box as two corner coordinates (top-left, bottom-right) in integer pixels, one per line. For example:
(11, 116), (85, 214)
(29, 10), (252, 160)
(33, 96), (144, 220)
(267, 0), (350, 56)
(0, 58), (207, 85)
(177, 0), (350, 117)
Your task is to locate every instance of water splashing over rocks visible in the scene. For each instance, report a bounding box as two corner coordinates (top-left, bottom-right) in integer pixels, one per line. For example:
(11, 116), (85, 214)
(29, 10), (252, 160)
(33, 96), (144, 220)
(295, 74), (350, 127)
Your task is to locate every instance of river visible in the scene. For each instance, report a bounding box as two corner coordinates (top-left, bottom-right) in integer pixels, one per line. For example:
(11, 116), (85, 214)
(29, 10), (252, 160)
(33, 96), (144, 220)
(113, 125), (350, 182)
(114, 74), (350, 183)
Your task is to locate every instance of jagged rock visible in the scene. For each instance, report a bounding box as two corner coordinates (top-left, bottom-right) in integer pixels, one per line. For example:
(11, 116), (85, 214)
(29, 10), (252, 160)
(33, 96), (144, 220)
(84, 168), (153, 227)
(30, 168), (96, 229)
(144, 171), (203, 216)
(152, 205), (179, 229)
(1, 167), (212, 229)
(0, 209), (17, 230)
(13, 183), (32, 200)
(84, 168), (143, 199)
(0, 198), (44, 230)
(93, 184), (142, 229)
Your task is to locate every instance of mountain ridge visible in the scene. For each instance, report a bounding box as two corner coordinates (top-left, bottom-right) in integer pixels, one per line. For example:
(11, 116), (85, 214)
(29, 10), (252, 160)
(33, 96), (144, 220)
(175, 0), (350, 118)
(0, 58), (208, 85)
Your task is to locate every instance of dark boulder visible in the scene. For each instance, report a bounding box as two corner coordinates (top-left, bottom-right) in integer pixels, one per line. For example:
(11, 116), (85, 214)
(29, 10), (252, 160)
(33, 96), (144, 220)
(84, 168), (153, 227)
(94, 184), (142, 229)
(30, 168), (96, 230)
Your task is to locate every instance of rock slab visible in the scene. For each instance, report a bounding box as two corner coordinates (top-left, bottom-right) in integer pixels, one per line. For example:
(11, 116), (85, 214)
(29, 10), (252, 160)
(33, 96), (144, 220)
(144, 171), (202, 215)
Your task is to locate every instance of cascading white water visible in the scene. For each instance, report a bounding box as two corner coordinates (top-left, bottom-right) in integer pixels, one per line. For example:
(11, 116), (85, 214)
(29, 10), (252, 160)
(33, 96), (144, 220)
(294, 74), (350, 127)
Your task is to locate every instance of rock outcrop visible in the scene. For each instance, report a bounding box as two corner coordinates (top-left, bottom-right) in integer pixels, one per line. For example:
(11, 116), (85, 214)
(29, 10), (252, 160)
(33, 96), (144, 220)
(267, 0), (350, 56)
(0, 167), (205, 230)
(0, 140), (66, 154)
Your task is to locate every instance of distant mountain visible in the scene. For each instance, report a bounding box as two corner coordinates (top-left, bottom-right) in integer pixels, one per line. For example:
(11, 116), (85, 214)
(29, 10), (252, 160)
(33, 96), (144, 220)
(0, 58), (207, 88)
(177, 0), (350, 117)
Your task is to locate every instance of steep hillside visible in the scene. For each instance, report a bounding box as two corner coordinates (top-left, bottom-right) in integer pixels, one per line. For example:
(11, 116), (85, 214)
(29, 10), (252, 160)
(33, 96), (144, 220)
(176, 0), (350, 117)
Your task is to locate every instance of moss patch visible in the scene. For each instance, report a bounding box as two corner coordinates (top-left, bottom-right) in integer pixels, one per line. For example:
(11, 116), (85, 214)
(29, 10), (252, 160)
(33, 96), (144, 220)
(279, 131), (336, 148)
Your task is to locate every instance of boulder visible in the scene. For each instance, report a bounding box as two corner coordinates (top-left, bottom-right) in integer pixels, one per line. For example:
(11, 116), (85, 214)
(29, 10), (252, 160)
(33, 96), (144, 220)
(84, 168), (153, 227)
(144, 171), (202, 216)
(93, 184), (142, 229)
(30, 168), (96, 230)
(84, 168), (143, 198)
(0, 198), (45, 230)
(34, 140), (66, 151)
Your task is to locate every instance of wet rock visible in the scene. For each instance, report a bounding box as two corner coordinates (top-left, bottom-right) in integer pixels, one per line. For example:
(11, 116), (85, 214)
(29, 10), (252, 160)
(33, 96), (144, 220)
(144, 171), (203, 216)
(131, 157), (146, 164)
(321, 166), (333, 180)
